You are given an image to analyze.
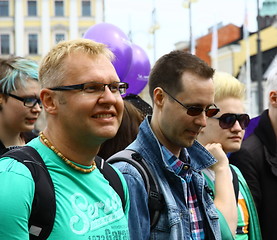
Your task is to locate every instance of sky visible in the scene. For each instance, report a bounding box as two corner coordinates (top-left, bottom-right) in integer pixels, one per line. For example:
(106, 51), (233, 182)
(103, 0), (263, 65)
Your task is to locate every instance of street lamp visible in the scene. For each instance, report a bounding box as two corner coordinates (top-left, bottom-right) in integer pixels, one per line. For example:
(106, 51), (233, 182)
(256, 0), (263, 113)
(102, 0), (105, 22)
(183, 0), (198, 54)
(149, 4), (160, 62)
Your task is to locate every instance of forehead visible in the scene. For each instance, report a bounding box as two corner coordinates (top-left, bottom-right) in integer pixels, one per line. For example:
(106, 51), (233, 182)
(64, 53), (119, 84)
(14, 78), (40, 95)
(216, 97), (245, 114)
(176, 71), (215, 105)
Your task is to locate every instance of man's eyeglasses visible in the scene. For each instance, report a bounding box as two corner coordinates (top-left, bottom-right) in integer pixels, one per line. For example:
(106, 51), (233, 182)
(8, 93), (42, 108)
(49, 81), (129, 96)
(162, 88), (220, 117)
(210, 113), (250, 129)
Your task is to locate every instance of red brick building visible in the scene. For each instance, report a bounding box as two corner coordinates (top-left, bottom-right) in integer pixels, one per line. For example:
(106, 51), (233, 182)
(195, 24), (241, 65)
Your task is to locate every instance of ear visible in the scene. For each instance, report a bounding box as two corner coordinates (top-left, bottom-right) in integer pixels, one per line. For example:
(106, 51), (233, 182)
(153, 87), (165, 108)
(40, 89), (58, 114)
(269, 91), (277, 107)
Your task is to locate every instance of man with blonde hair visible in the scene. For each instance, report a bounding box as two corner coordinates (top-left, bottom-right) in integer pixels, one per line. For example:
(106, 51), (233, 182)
(198, 71), (261, 239)
(0, 39), (130, 239)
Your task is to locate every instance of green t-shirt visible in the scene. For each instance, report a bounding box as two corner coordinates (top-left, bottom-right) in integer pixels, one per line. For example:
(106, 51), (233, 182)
(203, 165), (262, 240)
(0, 137), (130, 240)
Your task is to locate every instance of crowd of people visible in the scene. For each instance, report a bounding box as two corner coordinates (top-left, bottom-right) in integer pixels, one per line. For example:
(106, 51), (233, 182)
(0, 38), (275, 240)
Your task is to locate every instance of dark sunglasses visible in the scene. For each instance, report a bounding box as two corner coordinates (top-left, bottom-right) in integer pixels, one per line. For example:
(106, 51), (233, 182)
(162, 88), (220, 117)
(49, 81), (129, 96)
(8, 93), (42, 108)
(211, 113), (250, 129)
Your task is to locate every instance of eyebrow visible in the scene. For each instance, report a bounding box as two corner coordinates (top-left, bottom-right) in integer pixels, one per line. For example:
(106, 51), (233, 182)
(16, 94), (40, 99)
(181, 103), (215, 108)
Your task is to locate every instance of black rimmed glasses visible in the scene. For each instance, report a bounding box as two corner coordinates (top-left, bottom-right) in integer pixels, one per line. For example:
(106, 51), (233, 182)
(210, 113), (250, 129)
(49, 81), (129, 96)
(8, 93), (42, 108)
(162, 88), (220, 117)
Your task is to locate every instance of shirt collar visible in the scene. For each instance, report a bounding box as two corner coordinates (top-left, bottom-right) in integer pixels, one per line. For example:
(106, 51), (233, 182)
(161, 146), (190, 175)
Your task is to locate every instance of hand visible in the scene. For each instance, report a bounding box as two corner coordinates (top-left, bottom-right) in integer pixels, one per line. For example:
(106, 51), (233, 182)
(204, 143), (237, 236)
(205, 143), (229, 172)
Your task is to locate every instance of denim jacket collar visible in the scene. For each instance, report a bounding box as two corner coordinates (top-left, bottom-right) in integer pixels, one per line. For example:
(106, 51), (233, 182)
(128, 116), (217, 171)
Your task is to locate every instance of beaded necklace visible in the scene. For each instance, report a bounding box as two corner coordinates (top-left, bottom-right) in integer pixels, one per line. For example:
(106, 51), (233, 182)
(39, 132), (96, 173)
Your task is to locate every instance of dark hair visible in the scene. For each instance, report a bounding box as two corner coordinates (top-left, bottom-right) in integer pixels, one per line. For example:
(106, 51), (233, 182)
(98, 100), (144, 159)
(124, 94), (152, 116)
(148, 50), (214, 100)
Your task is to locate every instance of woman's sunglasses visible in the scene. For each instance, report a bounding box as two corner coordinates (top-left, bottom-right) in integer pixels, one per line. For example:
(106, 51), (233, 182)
(211, 113), (250, 129)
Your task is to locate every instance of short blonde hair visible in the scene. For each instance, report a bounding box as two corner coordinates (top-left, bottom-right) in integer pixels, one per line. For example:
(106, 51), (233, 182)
(39, 39), (114, 88)
(213, 71), (246, 102)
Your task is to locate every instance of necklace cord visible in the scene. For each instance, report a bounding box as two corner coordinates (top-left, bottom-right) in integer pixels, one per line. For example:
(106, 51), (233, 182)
(39, 132), (96, 173)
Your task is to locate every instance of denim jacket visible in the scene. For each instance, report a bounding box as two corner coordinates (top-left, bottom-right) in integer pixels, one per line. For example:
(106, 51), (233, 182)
(112, 116), (221, 240)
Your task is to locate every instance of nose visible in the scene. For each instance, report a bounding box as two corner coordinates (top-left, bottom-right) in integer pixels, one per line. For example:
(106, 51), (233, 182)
(231, 120), (243, 132)
(98, 85), (117, 104)
(31, 102), (42, 113)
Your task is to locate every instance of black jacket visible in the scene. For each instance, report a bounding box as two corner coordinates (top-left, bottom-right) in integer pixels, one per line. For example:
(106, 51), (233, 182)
(229, 109), (277, 240)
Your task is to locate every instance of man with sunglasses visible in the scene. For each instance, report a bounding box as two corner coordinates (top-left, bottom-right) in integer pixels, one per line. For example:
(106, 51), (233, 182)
(229, 67), (277, 240)
(0, 39), (130, 239)
(111, 51), (222, 239)
(197, 71), (262, 240)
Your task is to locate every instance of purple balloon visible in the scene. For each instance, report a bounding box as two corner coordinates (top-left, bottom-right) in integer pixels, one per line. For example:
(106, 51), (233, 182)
(83, 23), (132, 81)
(123, 43), (151, 95)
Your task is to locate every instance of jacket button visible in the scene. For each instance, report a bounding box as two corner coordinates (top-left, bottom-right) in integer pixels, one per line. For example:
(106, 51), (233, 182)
(183, 165), (189, 170)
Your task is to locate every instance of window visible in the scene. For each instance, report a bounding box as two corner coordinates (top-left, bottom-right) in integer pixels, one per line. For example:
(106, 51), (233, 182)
(55, 0), (64, 16)
(28, 34), (38, 54)
(82, 0), (91, 16)
(28, 1), (37, 16)
(55, 33), (65, 44)
(0, 34), (10, 54)
(0, 0), (9, 17)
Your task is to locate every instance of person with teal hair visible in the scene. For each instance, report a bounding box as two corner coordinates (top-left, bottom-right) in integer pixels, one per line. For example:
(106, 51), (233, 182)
(197, 71), (262, 240)
(0, 56), (42, 154)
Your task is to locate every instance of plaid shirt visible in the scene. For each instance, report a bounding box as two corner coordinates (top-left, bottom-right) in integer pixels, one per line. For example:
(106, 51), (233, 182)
(162, 146), (205, 240)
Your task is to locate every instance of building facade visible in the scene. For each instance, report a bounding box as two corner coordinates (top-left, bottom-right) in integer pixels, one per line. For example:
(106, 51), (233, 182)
(0, 0), (98, 62)
(176, 0), (277, 117)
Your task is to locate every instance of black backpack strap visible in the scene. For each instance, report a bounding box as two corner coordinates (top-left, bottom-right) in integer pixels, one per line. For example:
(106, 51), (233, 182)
(107, 149), (164, 229)
(95, 156), (126, 210)
(230, 165), (239, 204)
(2, 146), (56, 240)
